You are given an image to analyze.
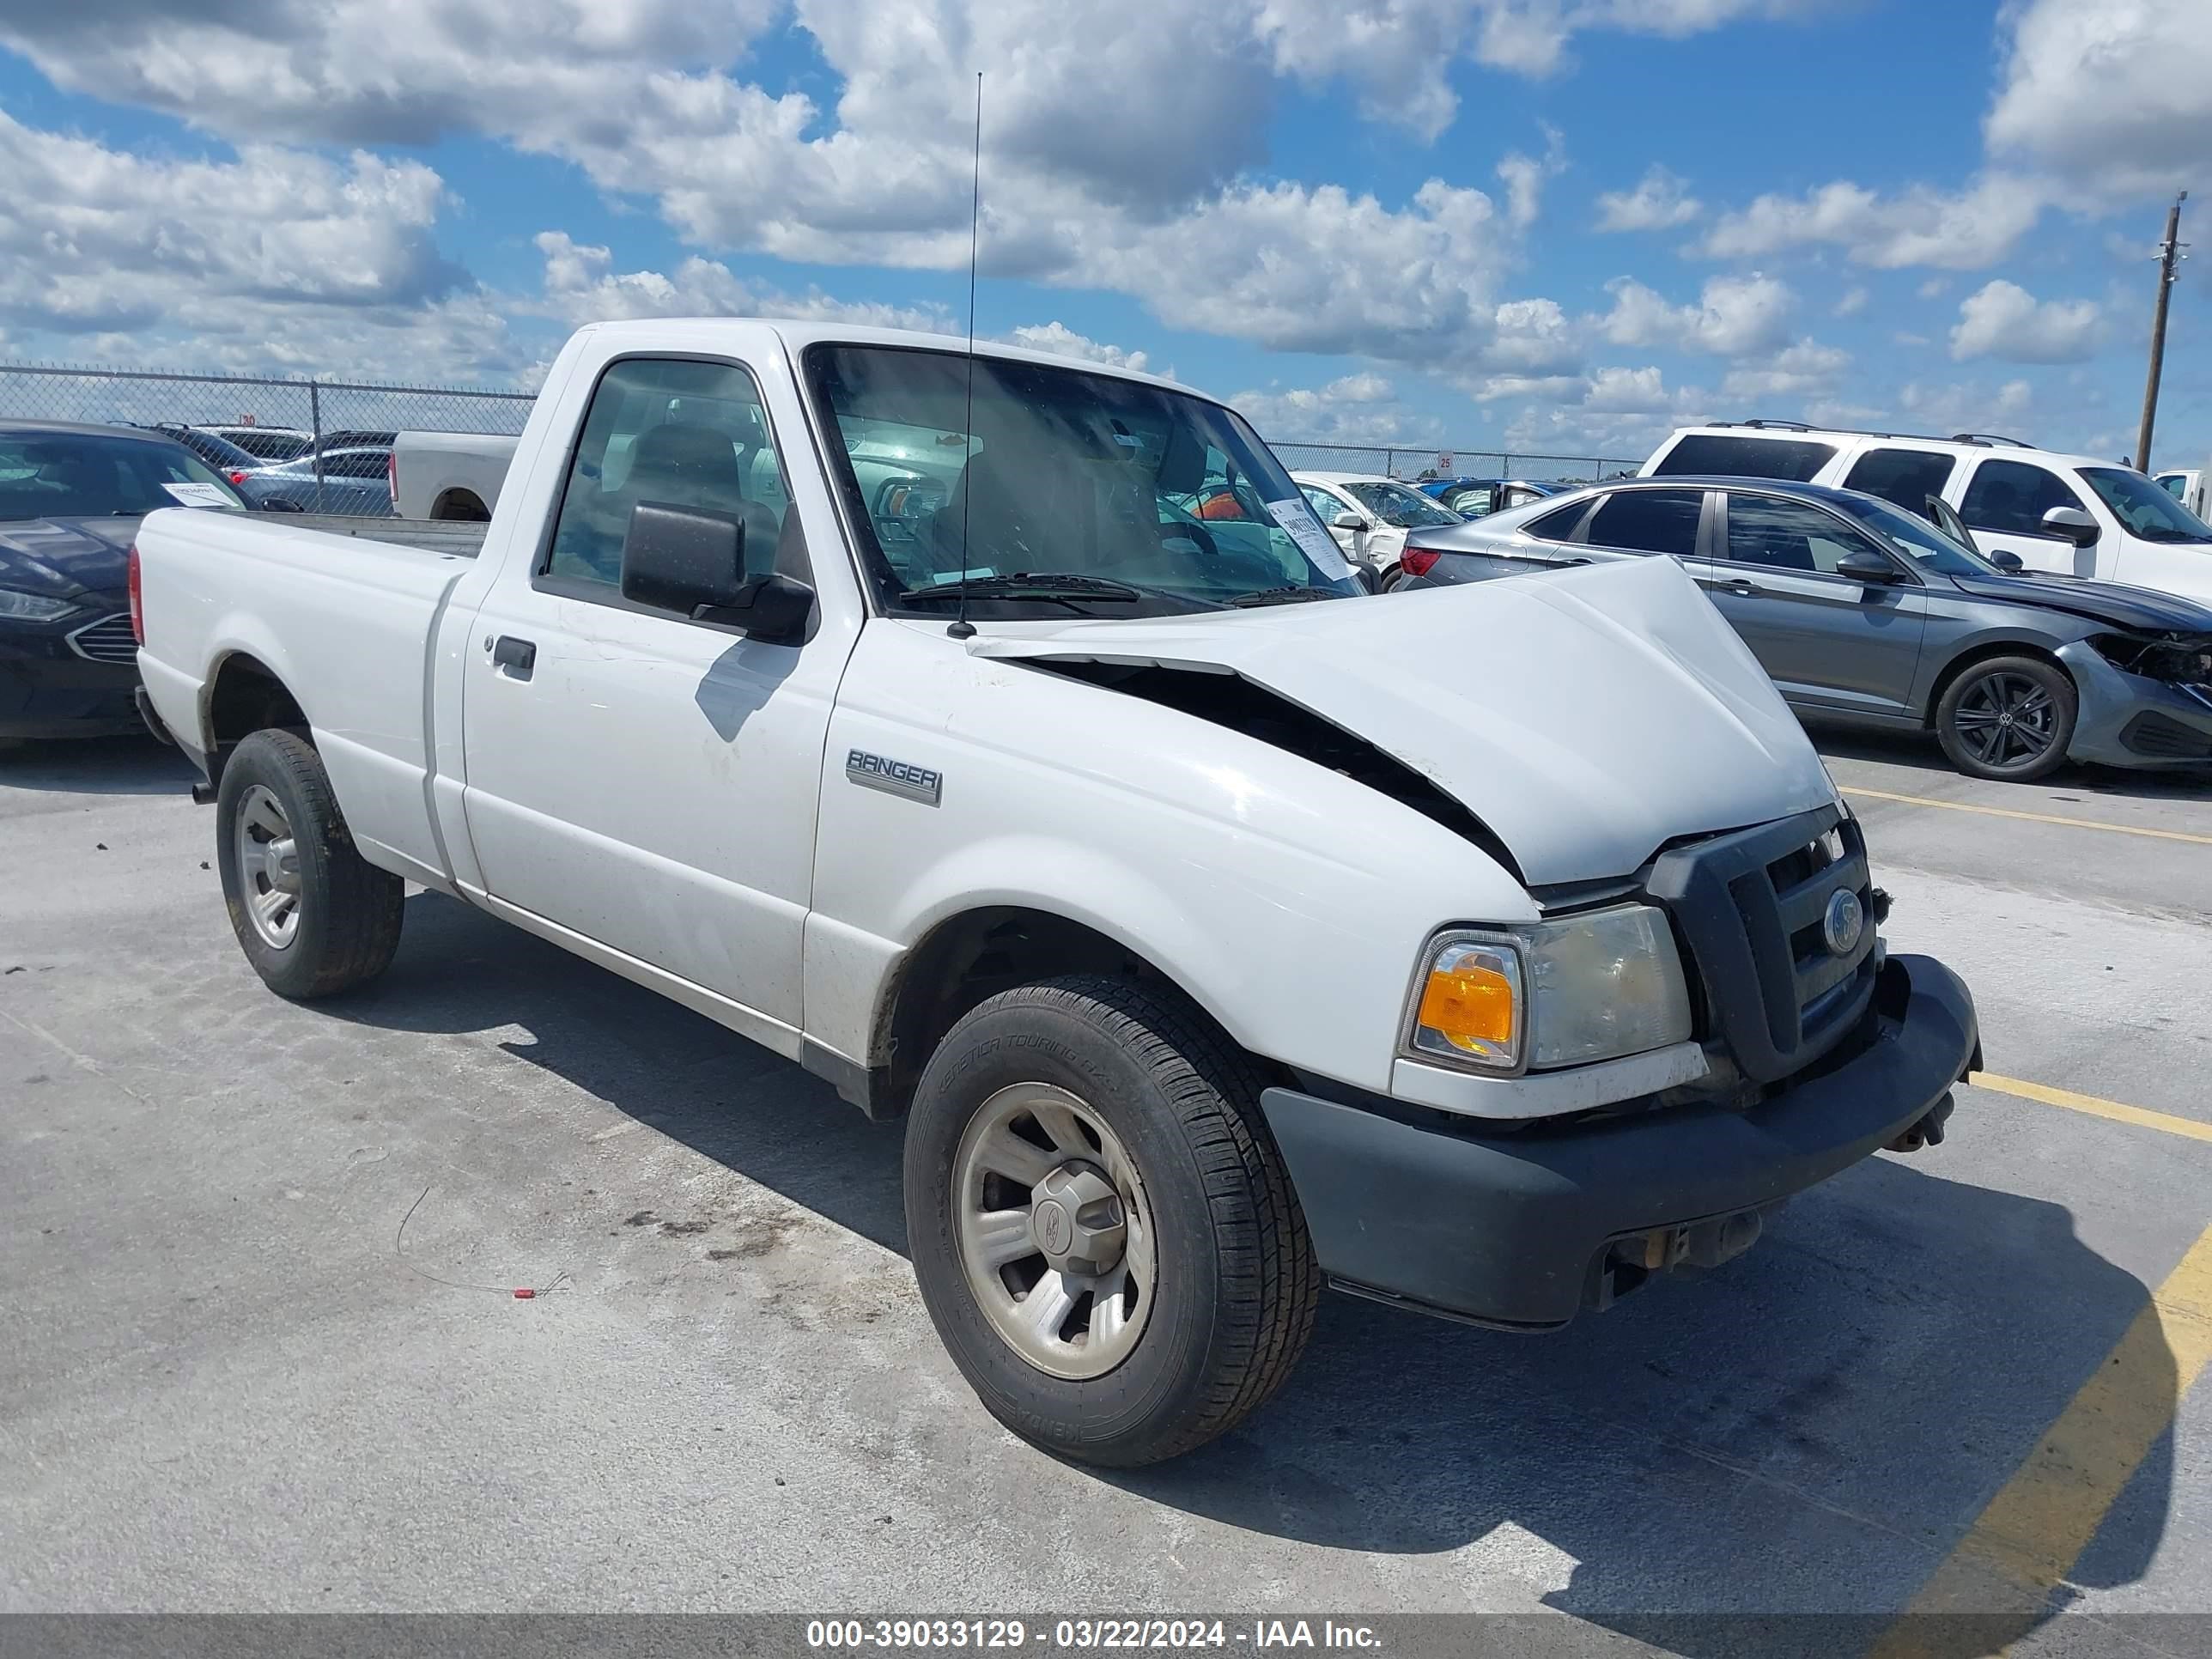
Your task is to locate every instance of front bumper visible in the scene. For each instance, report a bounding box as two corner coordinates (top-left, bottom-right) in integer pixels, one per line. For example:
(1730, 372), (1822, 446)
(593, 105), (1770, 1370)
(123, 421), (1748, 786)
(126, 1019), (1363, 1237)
(1260, 952), (1978, 1329)
(0, 647), (141, 739)
(2058, 640), (2212, 768)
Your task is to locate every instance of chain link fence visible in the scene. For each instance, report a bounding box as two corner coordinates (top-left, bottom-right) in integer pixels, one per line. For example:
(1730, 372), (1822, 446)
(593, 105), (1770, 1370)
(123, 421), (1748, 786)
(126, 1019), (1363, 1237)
(1, 359), (1637, 519)
(0, 362), (533, 517)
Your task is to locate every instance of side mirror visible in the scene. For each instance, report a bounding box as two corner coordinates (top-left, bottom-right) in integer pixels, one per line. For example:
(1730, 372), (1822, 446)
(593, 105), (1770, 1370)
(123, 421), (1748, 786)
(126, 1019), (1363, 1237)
(1988, 549), (2025, 574)
(1834, 550), (1901, 585)
(2041, 505), (2100, 547)
(1332, 512), (1366, 533)
(619, 501), (813, 644)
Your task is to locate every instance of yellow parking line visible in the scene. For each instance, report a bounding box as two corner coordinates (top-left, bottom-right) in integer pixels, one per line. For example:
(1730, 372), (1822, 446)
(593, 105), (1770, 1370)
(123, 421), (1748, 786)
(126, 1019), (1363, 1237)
(1842, 786), (2212, 847)
(1972, 1073), (2212, 1146)
(1869, 1223), (2212, 1658)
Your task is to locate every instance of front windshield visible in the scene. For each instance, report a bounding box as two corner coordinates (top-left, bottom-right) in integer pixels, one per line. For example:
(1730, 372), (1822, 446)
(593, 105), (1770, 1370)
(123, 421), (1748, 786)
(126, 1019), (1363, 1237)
(0, 432), (246, 520)
(1343, 480), (1462, 529)
(1852, 494), (2004, 579)
(2081, 467), (2212, 544)
(804, 344), (1362, 617)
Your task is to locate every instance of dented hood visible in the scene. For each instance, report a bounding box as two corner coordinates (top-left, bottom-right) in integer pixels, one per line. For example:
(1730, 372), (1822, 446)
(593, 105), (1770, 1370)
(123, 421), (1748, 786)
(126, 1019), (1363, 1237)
(966, 556), (1838, 885)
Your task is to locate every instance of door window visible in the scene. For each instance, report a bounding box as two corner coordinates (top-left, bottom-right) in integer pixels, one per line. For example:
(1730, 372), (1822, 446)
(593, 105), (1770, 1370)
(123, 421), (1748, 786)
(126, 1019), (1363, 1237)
(544, 357), (787, 592)
(1301, 483), (1351, 525)
(1959, 459), (2089, 538)
(1581, 489), (1705, 556)
(1842, 448), (1955, 520)
(1722, 493), (1891, 576)
(1649, 434), (1837, 481)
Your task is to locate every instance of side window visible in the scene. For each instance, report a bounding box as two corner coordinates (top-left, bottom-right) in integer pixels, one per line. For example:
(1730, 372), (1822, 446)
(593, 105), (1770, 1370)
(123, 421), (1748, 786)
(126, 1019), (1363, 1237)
(1582, 489), (1705, 556)
(1650, 434), (1838, 481)
(544, 357), (787, 592)
(1300, 483), (1347, 524)
(1959, 459), (2088, 538)
(2157, 474), (2187, 501)
(1723, 493), (1888, 576)
(1524, 501), (1589, 541)
(1842, 448), (1956, 520)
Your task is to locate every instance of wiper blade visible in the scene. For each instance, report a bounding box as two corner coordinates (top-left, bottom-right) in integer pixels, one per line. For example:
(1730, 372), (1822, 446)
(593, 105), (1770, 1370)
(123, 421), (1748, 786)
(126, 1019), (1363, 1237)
(1226, 584), (1340, 607)
(896, 573), (1143, 604)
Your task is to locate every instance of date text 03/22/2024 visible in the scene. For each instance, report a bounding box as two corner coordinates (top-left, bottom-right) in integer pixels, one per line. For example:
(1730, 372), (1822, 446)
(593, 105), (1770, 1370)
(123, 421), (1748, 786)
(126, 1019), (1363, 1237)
(805, 1619), (1383, 1650)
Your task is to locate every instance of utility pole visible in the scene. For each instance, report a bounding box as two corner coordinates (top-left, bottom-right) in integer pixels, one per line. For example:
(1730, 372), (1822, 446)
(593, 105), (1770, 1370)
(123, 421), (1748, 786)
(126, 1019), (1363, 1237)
(2133, 190), (2188, 472)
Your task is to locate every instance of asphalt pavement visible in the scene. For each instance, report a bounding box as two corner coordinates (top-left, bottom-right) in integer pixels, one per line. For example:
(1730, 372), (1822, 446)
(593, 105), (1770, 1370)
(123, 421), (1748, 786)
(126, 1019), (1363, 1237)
(3, 729), (2209, 1655)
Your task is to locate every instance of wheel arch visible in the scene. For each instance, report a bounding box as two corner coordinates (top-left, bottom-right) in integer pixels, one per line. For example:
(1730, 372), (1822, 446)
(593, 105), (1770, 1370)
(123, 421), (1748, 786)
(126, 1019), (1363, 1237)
(429, 488), (490, 522)
(202, 648), (313, 781)
(854, 904), (1263, 1123)
(1921, 637), (2074, 730)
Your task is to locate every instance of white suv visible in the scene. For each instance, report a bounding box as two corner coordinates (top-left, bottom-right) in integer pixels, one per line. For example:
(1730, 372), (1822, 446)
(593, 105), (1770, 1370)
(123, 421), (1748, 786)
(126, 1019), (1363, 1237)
(1641, 423), (2212, 605)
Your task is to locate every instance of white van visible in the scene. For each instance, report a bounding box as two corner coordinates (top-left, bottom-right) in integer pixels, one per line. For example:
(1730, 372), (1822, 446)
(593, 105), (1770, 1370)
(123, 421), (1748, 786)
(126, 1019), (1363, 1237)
(1641, 423), (2212, 605)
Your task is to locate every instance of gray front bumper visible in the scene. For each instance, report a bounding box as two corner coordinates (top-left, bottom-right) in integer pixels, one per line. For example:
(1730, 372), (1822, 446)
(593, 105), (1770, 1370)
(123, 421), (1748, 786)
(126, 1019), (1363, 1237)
(2059, 640), (2212, 767)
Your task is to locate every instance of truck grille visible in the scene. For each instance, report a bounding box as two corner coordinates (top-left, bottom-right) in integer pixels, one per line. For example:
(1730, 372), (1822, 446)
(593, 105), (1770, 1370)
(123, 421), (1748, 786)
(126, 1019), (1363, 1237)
(66, 613), (138, 665)
(1644, 805), (1877, 1085)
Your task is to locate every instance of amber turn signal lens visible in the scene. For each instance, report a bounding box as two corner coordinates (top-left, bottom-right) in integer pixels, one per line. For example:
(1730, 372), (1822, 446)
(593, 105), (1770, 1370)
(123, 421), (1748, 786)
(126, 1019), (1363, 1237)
(1415, 950), (1517, 1054)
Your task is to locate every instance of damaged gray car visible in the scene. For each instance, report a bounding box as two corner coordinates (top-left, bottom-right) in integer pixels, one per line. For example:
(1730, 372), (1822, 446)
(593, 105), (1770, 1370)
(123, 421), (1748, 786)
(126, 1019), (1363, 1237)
(1394, 475), (2212, 782)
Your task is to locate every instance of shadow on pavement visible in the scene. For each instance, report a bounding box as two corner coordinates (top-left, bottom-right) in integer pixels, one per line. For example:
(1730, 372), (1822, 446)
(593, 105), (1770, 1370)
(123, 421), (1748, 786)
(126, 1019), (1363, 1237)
(334, 891), (2172, 1655)
(0, 733), (190, 796)
(1812, 723), (2210, 801)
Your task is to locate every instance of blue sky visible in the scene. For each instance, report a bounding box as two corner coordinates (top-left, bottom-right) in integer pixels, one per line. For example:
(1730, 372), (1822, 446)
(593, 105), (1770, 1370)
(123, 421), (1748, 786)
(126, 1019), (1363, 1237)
(0, 0), (2205, 467)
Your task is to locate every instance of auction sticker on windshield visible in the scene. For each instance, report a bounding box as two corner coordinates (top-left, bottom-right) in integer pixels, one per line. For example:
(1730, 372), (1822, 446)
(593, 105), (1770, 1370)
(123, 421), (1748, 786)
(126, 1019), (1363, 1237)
(161, 482), (234, 508)
(1265, 498), (1353, 579)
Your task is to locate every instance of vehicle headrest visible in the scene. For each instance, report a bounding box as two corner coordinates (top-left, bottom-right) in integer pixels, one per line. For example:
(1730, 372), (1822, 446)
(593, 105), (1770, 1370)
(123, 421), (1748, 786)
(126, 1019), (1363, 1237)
(631, 423), (739, 481)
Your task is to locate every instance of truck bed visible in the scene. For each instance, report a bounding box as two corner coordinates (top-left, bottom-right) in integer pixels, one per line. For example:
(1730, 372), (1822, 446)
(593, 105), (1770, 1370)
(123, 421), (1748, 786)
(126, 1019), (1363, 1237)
(270, 515), (488, 558)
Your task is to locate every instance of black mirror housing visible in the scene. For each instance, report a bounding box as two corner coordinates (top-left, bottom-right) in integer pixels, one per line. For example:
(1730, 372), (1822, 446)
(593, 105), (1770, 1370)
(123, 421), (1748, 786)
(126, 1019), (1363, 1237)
(619, 501), (813, 643)
(1835, 550), (1900, 584)
(622, 501), (748, 612)
(1989, 549), (2025, 574)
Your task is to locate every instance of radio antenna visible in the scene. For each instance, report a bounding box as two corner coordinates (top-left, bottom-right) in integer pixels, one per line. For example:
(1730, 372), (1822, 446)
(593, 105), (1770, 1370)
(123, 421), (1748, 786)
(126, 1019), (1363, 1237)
(949, 70), (984, 641)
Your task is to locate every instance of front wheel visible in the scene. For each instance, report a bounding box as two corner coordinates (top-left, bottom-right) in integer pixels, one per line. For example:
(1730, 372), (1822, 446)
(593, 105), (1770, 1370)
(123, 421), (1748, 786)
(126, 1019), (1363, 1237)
(903, 976), (1319, 1467)
(1935, 655), (2076, 782)
(216, 728), (404, 999)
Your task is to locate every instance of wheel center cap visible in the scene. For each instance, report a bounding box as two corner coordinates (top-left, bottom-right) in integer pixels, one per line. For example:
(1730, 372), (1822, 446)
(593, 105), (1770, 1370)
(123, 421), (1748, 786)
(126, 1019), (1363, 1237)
(1030, 1163), (1127, 1276)
(1999, 713), (2015, 727)
(1033, 1199), (1073, 1255)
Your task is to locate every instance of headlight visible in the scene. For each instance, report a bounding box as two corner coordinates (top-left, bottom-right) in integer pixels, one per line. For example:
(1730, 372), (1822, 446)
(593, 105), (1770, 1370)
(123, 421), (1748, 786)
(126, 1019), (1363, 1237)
(0, 589), (78, 621)
(1406, 905), (1693, 1073)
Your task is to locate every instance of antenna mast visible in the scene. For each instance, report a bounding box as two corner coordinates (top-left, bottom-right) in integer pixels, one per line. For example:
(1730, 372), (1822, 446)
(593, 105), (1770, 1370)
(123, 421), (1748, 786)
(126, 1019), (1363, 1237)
(949, 71), (984, 641)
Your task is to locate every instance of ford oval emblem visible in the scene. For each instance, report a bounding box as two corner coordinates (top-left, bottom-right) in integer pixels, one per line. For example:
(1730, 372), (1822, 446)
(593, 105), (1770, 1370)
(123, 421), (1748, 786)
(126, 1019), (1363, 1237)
(1822, 889), (1866, 957)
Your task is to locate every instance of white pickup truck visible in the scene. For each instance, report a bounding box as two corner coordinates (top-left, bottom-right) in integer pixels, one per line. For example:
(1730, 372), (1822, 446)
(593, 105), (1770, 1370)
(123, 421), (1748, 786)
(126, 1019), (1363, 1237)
(386, 430), (521, 521)
(132, 319), (1978, 1467)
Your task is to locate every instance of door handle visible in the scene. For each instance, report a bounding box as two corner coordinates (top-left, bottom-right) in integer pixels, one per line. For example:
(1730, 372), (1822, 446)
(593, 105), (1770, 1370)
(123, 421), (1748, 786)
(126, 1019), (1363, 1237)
(491, 635), (537, 680)
(1722, 578), (1760, 596)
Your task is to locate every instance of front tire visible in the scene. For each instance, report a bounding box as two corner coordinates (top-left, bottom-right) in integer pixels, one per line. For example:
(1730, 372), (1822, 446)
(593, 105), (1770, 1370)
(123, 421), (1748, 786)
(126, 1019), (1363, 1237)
(903, 976), (1319, 1467)
(1935, 654), (2075, 782)
(216, 728), (404, 999)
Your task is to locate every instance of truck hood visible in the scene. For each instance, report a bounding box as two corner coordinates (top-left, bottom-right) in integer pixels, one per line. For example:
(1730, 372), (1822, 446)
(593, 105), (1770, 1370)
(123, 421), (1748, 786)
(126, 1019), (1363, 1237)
(967, 556), (1838, 885)
(0, 516), (137, 601)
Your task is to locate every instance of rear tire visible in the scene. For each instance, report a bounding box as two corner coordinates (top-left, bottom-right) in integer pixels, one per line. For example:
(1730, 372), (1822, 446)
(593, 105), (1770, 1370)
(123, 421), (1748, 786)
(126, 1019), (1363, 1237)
(903, 975), (1319, 1467)
(1935, 654), (2075, 782)
(216, 728), (404, 999)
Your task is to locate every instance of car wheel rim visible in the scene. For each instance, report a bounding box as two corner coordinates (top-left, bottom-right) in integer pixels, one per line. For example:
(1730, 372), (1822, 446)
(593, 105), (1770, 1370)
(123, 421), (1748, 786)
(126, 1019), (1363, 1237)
(234, 783), (302, 949)
(951, 1083), (1156, 1381)
(1953, 672), (2057, 770)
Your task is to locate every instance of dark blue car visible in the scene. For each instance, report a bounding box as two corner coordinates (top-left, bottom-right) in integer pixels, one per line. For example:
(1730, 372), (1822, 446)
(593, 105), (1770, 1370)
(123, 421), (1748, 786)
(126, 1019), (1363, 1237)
(0, 422), (247, 744)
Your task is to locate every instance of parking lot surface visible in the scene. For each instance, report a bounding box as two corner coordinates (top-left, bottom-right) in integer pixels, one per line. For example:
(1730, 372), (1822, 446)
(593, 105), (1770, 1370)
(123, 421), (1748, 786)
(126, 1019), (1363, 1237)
(4, 731), (2209, 1650)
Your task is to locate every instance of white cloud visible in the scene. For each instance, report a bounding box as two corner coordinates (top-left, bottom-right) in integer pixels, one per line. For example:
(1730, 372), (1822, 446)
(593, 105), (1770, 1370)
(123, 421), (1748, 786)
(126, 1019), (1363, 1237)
(0, 109), (514, 378)
(1986, 0), (2212, 196)
(1582, 366), (1674, 413)
(1597, 273), (1795, 356)
(1003, 322), (1155, 374)
(1834, 286), (1869, 317)
(1495, 124), (1568, 231)
(529, 233), (957, 336)
(1896, 377), (2036, 435)
(1229, 374), (1424, 446)
(1948, 280), (2106, 364)
(1595, 166), (1703, 232)
(1720, 339), (1850, 401)
(1701, 173), (2048, 270)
